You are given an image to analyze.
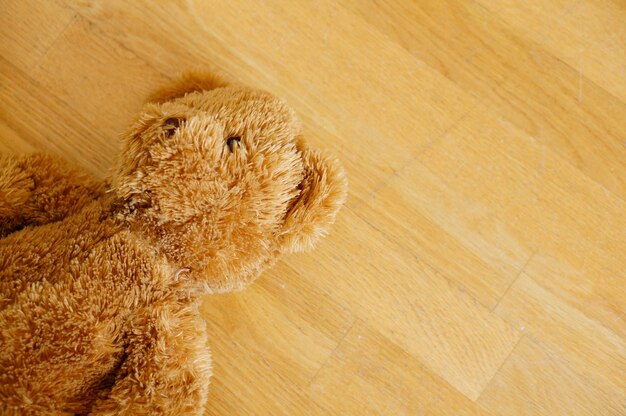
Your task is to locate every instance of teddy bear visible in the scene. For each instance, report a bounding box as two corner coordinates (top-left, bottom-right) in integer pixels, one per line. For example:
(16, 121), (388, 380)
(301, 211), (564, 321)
(0, 71), (347, 415)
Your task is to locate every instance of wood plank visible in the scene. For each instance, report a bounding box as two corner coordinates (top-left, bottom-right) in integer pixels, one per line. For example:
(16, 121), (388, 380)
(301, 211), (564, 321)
(29, 16), (168, 148)
(475, 0), (626, 103)
(0, 57), (110, 175)
(495, 273), (625, 395)
(418, 108), (626, 336)
(478, 336), (625, 416)
(0, 121), (34, 153)
(0, 0), (76, 70)
(415, 107), (626, 397)
(287, 207), (522, 400)
(310, 319), (493, 415)
(342, 0), (626, 200)
(523, 244), (625, 341)
(199, 262), (354, 415)
(351, 154), (533, 309)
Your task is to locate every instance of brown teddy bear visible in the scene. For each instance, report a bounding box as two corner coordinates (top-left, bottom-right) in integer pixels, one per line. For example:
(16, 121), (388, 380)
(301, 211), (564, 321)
(0, 71), (347, 415)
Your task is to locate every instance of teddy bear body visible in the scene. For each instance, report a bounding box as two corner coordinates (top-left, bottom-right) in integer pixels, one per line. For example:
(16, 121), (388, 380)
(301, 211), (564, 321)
(0, 73), (346, 415)
(1, 182), (210, 414)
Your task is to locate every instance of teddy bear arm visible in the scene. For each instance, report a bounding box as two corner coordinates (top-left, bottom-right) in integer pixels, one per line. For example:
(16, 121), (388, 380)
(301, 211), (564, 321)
(88, 306), (212, 416)
(0, 153), (102, 237)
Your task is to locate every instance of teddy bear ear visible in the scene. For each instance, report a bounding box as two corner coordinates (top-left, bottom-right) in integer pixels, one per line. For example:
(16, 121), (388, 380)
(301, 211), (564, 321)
(147, 69), (232, 104)
(279, 139), (348, 253)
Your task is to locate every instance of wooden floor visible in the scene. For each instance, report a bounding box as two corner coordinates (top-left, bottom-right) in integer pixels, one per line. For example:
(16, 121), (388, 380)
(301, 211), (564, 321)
(1, 0), (625, 414)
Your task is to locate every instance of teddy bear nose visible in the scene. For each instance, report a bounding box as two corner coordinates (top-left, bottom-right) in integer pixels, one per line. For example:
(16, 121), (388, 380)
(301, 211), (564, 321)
(226, 136), (241, 152)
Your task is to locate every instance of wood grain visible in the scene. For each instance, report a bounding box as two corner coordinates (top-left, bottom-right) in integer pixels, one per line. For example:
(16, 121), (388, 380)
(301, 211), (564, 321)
(478, 336), (625, 416)
(198, 261), (354, 415)
(475, 0), (626, 103)
(29, 16), (168, 141)
(310, 319), (493, 415)
(1, 0), (625, 414)
(345, 0), (626, 200)
(495, 273), (625, 396)
(289, 208), (522, 400)
(0, 0), (75, 70)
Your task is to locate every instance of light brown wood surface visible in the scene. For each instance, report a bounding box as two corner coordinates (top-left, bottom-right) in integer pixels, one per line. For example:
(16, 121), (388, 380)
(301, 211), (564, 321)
(1, 1), (625, 414)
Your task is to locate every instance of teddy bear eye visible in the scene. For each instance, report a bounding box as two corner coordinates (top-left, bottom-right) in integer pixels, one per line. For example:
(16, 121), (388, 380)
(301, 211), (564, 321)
(163, 118), (182, 137)
(226, 136), (241, 152)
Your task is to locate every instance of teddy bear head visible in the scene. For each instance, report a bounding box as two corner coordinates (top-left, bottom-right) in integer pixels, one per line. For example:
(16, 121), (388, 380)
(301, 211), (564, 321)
(108, 72), (347, 292)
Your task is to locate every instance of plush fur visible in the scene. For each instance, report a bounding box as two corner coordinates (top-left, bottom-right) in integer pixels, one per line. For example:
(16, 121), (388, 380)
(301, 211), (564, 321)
(0, 72), (347, 415)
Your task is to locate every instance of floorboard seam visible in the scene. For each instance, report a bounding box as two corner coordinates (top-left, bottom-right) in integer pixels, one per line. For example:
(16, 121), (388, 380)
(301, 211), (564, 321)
(475, 334), (525, 403)
(306, 317), (358, 388)
(491, 248), (538, 312)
